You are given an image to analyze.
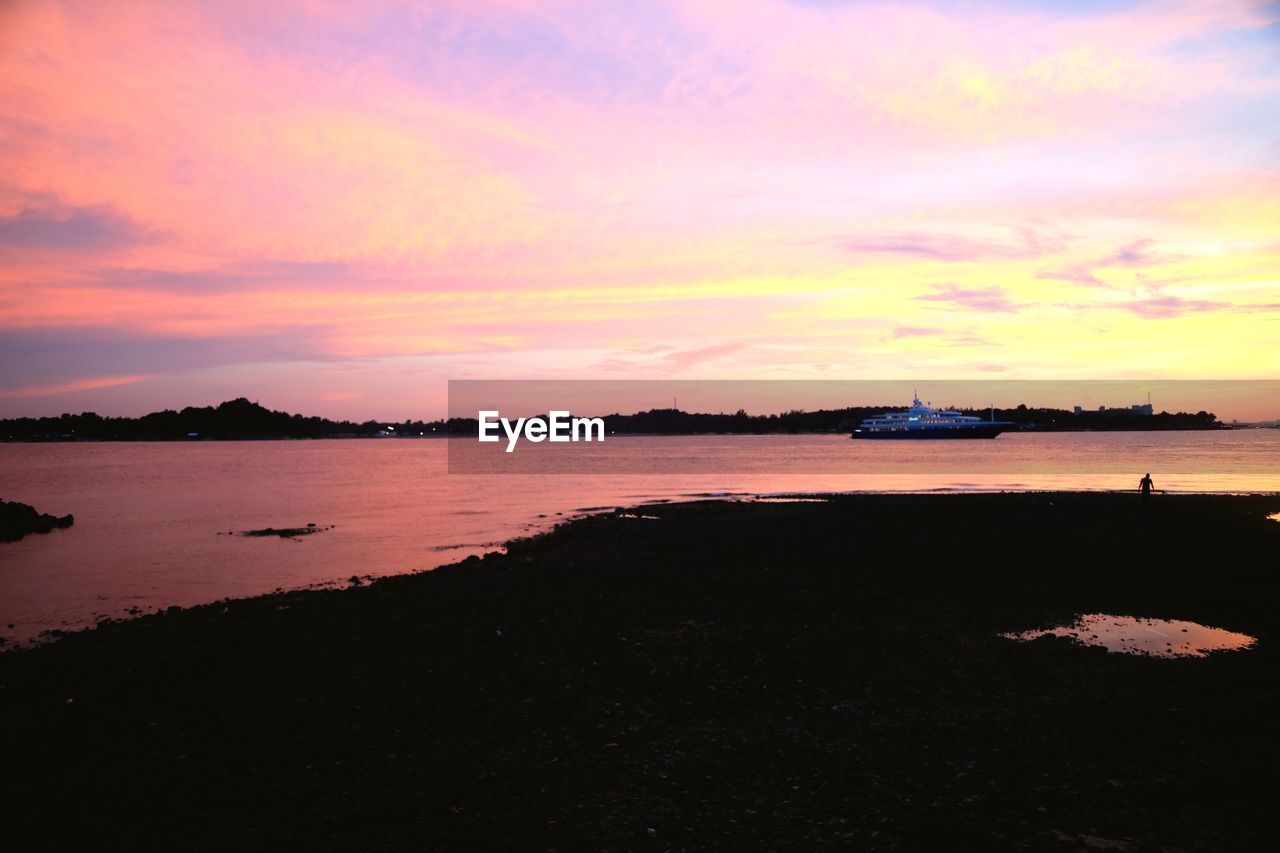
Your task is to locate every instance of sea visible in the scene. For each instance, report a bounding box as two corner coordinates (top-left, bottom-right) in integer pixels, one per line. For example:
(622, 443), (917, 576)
(2, 430), (1278, 643)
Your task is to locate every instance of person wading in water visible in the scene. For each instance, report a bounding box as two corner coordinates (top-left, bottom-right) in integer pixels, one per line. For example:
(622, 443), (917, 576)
(1139, 472), (1155, 496)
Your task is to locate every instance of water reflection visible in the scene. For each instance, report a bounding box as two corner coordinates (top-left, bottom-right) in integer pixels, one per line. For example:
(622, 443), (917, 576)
(2, 435), (1277, 643)
(1003, 613), (1256, 658)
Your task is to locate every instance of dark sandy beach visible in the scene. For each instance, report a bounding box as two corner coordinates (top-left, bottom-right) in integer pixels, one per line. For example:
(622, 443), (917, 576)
(2, 493), (1278, 851)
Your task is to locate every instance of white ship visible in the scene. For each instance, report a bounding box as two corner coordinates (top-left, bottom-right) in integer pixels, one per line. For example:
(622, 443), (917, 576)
(851, 394), (1015, 439)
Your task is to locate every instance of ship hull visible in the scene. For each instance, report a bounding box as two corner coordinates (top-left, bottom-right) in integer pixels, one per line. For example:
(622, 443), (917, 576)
(851, 425), (1010, 439)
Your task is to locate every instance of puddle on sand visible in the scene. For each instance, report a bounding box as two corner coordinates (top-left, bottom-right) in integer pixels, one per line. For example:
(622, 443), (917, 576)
(1003, 614), (1256, 658)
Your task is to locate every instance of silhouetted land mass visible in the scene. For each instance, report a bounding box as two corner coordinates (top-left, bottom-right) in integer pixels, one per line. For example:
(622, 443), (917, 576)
(0, 398), (1225, 440)
(593, 405), (1224, 434)
(0, 499), (74, 542)
(2, 493), (1277, 850)
(0, 397), (426, 441)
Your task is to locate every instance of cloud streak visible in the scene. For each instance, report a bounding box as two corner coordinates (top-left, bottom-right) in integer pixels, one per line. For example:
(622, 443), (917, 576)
(843, 225), (1069, 262)
(1115, 295), (1230, 319)
(1037, 238), (1188, 288)
(0, 204), (157, 251)
(890, 326), (944, 338)
(915, 284), (1023, 313)
(0, 374), (154, 399)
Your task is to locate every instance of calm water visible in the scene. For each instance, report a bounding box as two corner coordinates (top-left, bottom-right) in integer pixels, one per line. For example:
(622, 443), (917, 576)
(2, 431), (1277, 643)
(1004, 614), (1257, 658)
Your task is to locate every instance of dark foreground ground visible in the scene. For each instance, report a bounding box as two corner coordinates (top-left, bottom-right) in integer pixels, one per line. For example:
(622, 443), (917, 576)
(2, 493), (1278, 851)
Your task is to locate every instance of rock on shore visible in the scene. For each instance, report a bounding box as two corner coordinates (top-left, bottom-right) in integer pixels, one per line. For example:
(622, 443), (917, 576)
(0, 499), (73, 542)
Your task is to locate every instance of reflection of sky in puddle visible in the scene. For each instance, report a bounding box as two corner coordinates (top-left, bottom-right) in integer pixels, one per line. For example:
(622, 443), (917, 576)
(1003, 614), (1256, 658)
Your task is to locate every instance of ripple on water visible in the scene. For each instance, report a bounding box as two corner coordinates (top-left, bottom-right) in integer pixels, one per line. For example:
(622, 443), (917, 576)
(1002, 613), (1256, 658)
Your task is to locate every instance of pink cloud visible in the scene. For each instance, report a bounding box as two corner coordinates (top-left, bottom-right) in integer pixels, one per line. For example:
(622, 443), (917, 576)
(1038, 239), (1187, 288)
(842, 221), (1074, 262)
(660, 342), (750, 371)
(915, 284), (1022, 313)
(0, 374), (154, 399)
(1119, 295), (1229, 319)
(890, 326), (943, 338)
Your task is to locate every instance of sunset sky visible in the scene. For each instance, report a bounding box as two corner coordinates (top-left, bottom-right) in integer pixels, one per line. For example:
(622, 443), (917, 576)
(2, 0), (1278, 419)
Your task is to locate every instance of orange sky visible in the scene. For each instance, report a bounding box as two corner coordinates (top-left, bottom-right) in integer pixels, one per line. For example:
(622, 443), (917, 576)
(2, 0), (1278, 419)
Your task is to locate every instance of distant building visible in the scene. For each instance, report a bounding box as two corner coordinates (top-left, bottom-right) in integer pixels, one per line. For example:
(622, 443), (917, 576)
(1078, 402), (1154, 416)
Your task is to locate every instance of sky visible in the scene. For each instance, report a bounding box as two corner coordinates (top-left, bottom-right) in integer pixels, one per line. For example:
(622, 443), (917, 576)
(1, 0), (1278, 420)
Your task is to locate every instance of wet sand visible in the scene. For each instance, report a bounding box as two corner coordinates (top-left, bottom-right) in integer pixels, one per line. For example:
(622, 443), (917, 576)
(2, 493), (1278, 850)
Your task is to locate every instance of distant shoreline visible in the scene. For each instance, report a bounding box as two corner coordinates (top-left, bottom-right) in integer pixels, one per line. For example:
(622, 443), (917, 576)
(2, 424), (1252, 443)
(1, 396), (1239, 442)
